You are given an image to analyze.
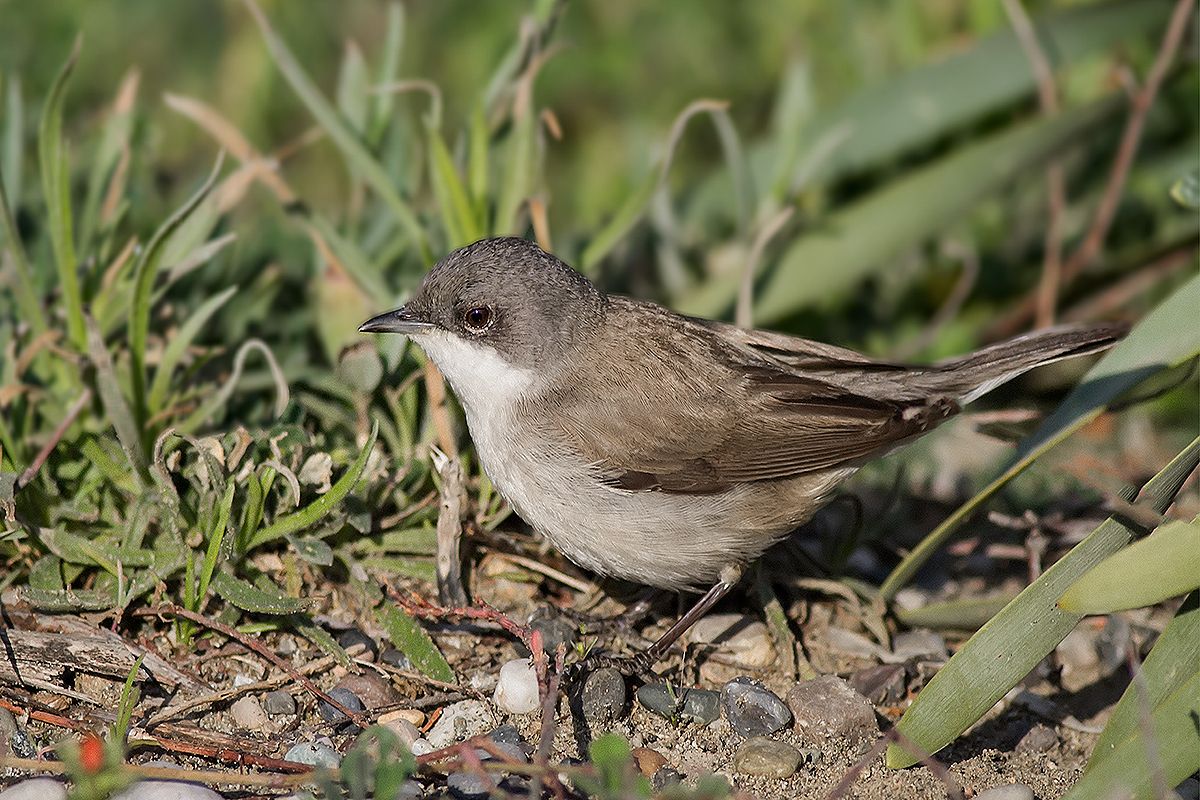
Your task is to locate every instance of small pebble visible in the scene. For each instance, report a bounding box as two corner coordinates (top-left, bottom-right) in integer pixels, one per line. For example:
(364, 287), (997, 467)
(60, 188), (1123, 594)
(720, 677), (792, 737)
(276, 636), (298, 657)
(446, 771), (492, 799)
(318, 687), (365, 724)
(689, 613), (775, 667)
(488, 725), (534, 759)
(580, 667), (627, 723)
(786, 676), (879, 745)
(410, 738), (434, 755)
(652, 767), (684, 791)
(380, 647), (413, 670)
(379, 708), (425, 728)
(337, 672), (401, 709)
(426, 700), (496, 748)
(395, 780), (424, 800)
(975, 784), (1035, 800)
(636, 684), (721, 724)
(285, 739), (342, 768)
(493, 658), (541, 714)
(112, 782), (223, 800)
(733, 736), (804, 778)
(337, 628), (378, 661)
(480, 740), (530, 764)
(263, 690), (297, 716)
(229, 695), (269, 731)
(515, 609), (577, 656)
(1016, 723), (1058, 753)
(0, 708), (35, 758)
(383, 717), (423, 748)
(631, 746), (667, 777)
(231, 673), (257, 688)
(0, 779), (67, 800)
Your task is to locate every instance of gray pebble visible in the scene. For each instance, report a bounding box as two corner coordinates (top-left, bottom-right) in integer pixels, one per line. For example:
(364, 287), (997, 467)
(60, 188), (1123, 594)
(318, 686), (365, 724)
(636, 684), (721, 724)
(652, 766), (685, 791)
(112, 781), (223, 800)
(786, 676), (879, 745)
(488, 724), (526, 747)
(0, 708), (35, 758)
(580, 667), (627, 723)
(0, 779), (67, 800)
(733, 736), (805, 778)
(285, 739), (342, 768)
(446, 771), (493, 799)
(229, 695), (269, 731)
(337, 628), (378, 660)
(848, 663), (907, 705)
(975, 784), (1035, 800)
(1016, 723), (1058, 753)
(480, 740), (530, 764)
(393, 780), (424, 800)
(721, 677), (792, 737)
(263, 689), (297, 716)
(380, 647), (413, 670)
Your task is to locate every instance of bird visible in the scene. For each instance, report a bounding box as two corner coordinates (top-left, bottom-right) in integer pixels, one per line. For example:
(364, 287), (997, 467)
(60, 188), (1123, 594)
(360, 236), (1122, 668)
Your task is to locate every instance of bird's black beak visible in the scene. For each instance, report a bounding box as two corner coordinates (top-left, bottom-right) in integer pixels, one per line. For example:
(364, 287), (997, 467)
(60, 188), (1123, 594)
(358, 306), (436, 335)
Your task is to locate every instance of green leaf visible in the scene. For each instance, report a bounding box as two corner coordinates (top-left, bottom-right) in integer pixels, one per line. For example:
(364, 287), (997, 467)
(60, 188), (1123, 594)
(147, 285), (237, 415)
(886, 437), (1200, 769)
(1062, 670), (1200, 800)
(86, 316), (148, 486)
(427, 123), (481, 247)
(881, 273), (1200, 600)
(112, 654), (144, 745)
(19, 586), (114, 612)
(286, 534), (334, 566)
(209, 570), (309, 614)
(376, 603), (454, 683)
(38, 37), (85, 350)
(246, 421), (377, 550)
(1058, 519), (1200, 614)
(1086, 593), (1199, 773)
(242, 0), (428, 261)
(893, 594), (1017, 632)
(129, 153), (223, 435)
(0, 114), (47, 336)
(289, 614), (353, 668)
(678, 97), (1121, 321)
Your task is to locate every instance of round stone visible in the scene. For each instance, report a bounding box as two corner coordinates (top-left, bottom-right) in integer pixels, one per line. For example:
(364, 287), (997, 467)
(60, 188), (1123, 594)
(720, 677), (792, 737)
(229, 696), (269, 731)
(426, 700), (496, 748)
(111, 781), (223, 800)
(284, 740), (341, 768)
(263, 689), (297, 716)
(318, 687), (365, 724)
(446, 771), (492, 799)
(580, 667), (627, 723)
(636, 684), (721, 724)
(1016, 723), (1058, 753)
(786, 675), (879, 745)
(336, 628), (377, 660)
(975, 785), (1035, 800)
(733, 736), (803, 778)
(493, 658), (541, 714)
(380, 647), (413, 670)
(0, 779), (68, 800)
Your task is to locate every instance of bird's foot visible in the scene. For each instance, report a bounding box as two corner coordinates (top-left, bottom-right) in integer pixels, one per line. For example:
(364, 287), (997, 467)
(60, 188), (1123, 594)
(562, 647), (659, 687)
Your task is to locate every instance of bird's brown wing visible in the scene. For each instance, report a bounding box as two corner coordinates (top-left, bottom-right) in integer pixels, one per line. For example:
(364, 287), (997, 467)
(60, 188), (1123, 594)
(546, 304), (956, 494)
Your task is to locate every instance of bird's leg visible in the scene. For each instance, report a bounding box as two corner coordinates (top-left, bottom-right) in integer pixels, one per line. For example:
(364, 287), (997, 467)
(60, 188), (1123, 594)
(565, 566), (743, 682)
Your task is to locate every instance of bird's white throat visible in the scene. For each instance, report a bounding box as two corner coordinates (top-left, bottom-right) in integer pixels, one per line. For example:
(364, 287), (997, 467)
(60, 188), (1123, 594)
(410, 330), (537, 418)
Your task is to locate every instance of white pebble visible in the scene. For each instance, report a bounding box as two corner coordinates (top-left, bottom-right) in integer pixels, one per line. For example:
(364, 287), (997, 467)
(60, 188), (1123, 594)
(112, 780), (224, 800)
(493, 658), (541, 714)
(411, 737), (434, 755)
(0, 779), (67, 800)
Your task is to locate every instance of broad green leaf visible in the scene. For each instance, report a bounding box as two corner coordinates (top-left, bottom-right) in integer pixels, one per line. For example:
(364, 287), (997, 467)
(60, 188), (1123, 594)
(376, 604), (454, 683)
(1062, 670), (1200, 800)
(1058, 519), (1200, 614)
(38, 38), (84, 350)
(246, 421), (378, 550)
(678, 97), (1121, 320)
(887, 437), (1200, 768)
(210, 570), (309, 614)
(242, 0), (428, 261)
(19, 586), (114, 612)
(147, 285), (237, 415)
(881, 273), (1200, 600)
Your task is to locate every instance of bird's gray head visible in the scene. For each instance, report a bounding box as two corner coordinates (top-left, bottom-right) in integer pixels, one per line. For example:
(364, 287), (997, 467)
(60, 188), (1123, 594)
(359, 238), (605, 408)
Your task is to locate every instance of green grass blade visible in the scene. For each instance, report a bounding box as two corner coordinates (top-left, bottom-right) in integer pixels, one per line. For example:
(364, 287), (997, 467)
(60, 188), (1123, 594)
(493, 76), (536, 237)
(377, 603), (454, 683)
(0, 159), (47, 335)
(147, 285), (236, 415)
(678, 97), (1121, 321)
(2, 74), (22, 203)
(112, 654), (144, 745)
(1085, 593), (1199, 773)
(196, 481), (236, 614)
(467, 102), (489, 219)
(246, 421), (378, 550)
(86, 316), (147, 487)
(886, 437), (1200, 768)
(1058, 519), (1200, 614)
(80, 69), (137, 253)
(427, 123), (481, 247)
(38, 37), (85, 350)
(242, 0), (429, 262)
(128, 154), (223, 437)
(1062, 670), (1200, 800)
(881, 273), (1200, 600)
(365, 3), (404, 147)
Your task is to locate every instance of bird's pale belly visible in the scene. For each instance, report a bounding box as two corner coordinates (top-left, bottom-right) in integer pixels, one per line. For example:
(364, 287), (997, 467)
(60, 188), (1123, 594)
(469, 410), (853, 590)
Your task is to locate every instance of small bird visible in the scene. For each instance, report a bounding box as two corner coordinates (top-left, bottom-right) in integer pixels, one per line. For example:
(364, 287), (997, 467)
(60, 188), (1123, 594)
(360, 237), (1122, 666)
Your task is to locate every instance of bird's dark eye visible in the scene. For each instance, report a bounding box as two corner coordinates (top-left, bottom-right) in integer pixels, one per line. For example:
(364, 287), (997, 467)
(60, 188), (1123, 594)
(463, 306), (494, 332)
